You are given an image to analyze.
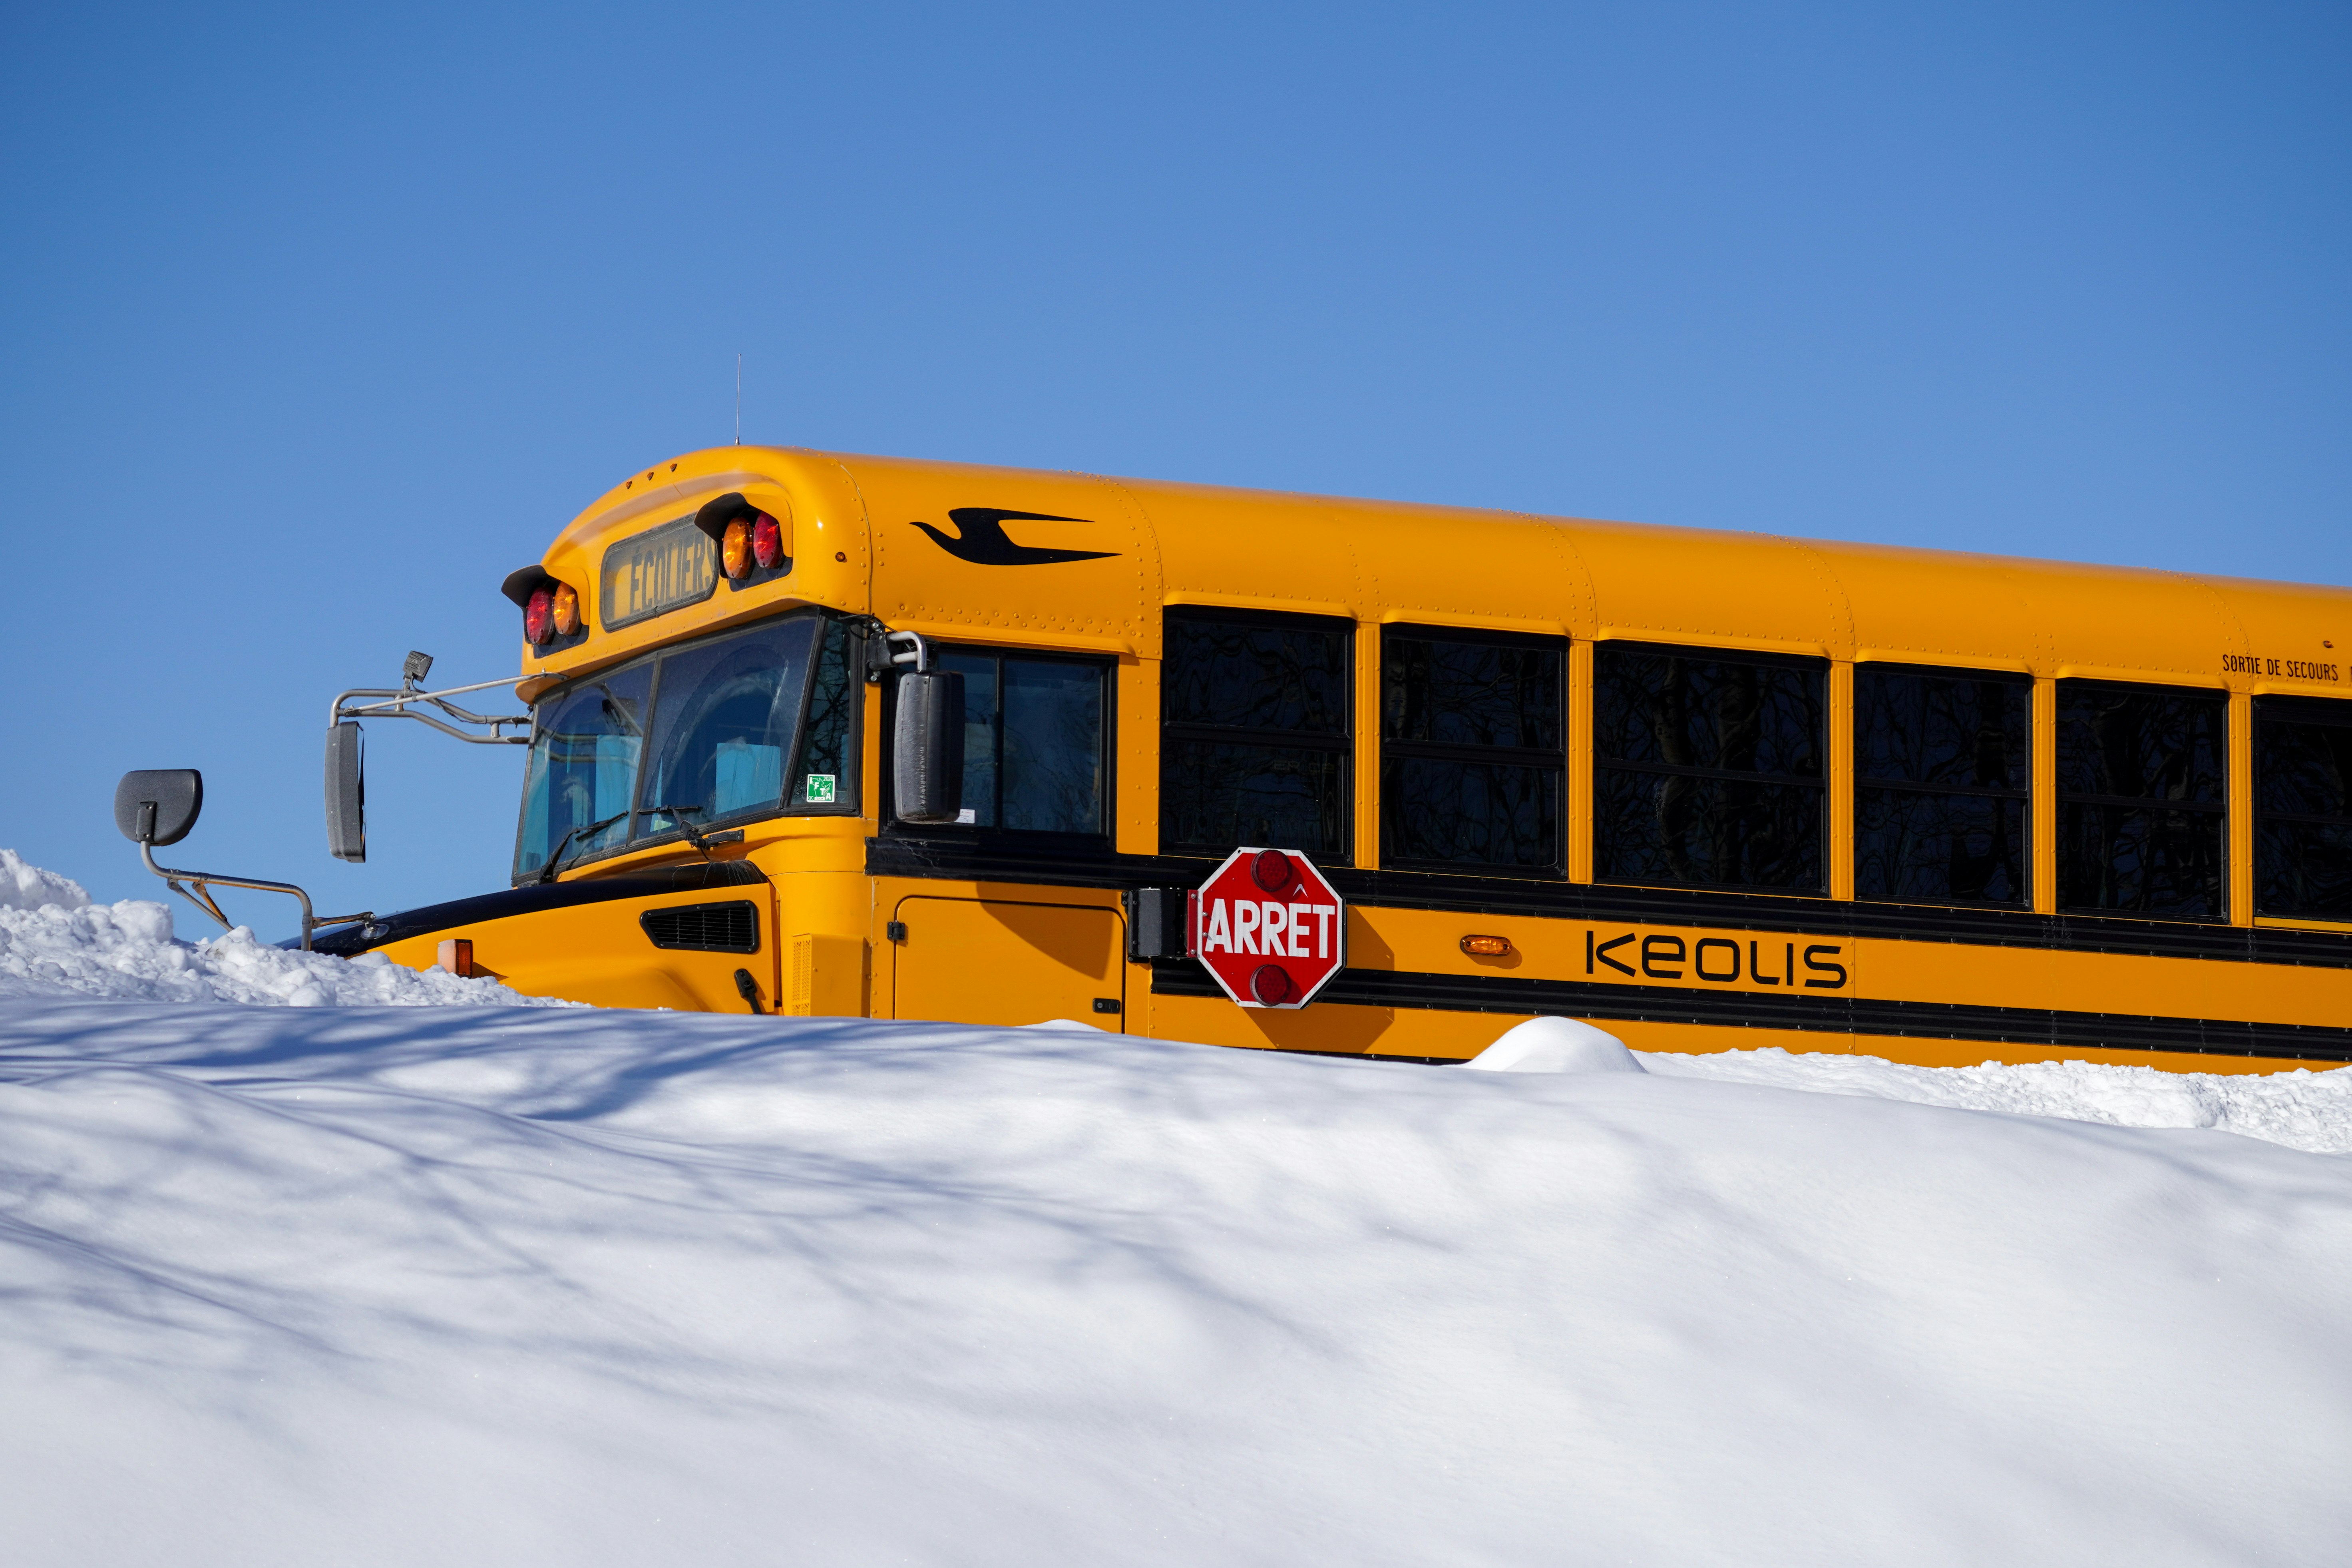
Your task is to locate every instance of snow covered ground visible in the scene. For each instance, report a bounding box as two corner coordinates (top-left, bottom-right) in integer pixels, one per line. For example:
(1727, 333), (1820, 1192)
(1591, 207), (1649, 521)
(0, 847), (565, 1007)
(3, 851), (2350, 1565)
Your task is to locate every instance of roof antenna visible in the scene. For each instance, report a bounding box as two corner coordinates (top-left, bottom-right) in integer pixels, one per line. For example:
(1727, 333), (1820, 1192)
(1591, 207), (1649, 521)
(734, 353), (742, 445)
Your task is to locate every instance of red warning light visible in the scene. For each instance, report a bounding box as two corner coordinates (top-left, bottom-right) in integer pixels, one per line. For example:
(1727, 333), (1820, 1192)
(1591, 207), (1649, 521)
(523, 588), (554, 645)
(1192, 848), (1346, 1011)
(751, 511), (785, 569)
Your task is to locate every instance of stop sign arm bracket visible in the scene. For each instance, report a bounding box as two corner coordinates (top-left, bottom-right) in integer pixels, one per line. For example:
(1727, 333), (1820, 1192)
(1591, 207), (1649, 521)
(1122, 887), (1192, 961)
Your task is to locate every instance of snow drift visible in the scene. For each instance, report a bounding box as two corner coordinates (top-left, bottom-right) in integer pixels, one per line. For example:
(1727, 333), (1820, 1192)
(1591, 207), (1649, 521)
(4, 846), (2351, 1564)
(0, 848), (561, 1007)
(4, 998), (2350, 1568)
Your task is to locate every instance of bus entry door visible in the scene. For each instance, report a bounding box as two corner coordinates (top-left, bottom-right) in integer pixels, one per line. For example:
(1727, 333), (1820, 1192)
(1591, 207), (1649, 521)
(891, 897), (1124, 1030)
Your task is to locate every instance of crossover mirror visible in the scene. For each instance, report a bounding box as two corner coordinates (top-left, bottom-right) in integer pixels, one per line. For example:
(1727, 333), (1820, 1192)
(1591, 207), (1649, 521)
(111, 767), (366, 951)
(113, 769), (203, 847)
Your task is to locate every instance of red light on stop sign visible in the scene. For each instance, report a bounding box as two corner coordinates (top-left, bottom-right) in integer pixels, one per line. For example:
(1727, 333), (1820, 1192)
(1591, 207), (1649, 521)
(1192, 846), (1345, 1010)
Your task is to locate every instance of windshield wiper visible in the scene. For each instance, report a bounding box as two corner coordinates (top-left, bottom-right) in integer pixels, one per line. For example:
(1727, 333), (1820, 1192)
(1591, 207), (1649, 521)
(640, 803), (719, 857)
(535, 810), (631, 885)
(535, 803), (720, 885)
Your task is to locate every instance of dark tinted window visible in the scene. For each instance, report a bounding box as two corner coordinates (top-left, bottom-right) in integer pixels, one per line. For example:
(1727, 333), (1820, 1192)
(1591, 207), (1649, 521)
(1854, 667), (2029, 905)
(1162, 612), (1351, 859)
(2255, 696), (2352, 919)
(1163, 618), (1348, 734)
(1381, 630), (1564, 872)
(1857, 671), (2029, 789)
(929, 650), (1108, 835)
(2057, 685), (2226, 804)
(1594, 646), (1825, 892)
(2056, 682), (2226, 918)
(1162, 740), (1347, 853)
(1384, 636), (1562, 749)
(1594, 651), (1822, 777)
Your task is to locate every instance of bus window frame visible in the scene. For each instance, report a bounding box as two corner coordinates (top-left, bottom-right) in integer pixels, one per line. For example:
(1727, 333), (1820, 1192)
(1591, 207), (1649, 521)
(2052, 676), (2230, 922)
(1851, 661), (2034, 910)
(2252, 691), (2352, 922)
(876, 641), (1118, 852)
(508, 607), (863, 885)
(1589, 639), (1831, 898)
(1159, 605), (1356, 865)
(1378, 621), (1569, 879)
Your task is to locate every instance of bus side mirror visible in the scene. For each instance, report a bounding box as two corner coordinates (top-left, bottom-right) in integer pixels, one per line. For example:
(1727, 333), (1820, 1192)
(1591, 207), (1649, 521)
(893, 670), (965, 825)
(325, 722), (366, 862)
(114, 770), (203, 846)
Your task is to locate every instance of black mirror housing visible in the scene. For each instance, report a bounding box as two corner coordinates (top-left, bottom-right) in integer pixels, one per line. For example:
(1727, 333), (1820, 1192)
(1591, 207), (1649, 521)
(114, 770), (203, 846)
(893, 670), (966, 824)
(325, 722), (366, 863)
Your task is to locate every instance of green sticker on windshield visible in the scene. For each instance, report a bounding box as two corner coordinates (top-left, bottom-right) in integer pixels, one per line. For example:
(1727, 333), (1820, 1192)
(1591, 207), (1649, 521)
(805, 774), (837, 804)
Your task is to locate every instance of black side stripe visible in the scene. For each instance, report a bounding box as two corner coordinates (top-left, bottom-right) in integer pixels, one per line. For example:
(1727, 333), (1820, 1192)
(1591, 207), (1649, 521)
(866, 836), (2352, 970)
(1147, 961), (2352, 1064)
(312, 861), (771, 955)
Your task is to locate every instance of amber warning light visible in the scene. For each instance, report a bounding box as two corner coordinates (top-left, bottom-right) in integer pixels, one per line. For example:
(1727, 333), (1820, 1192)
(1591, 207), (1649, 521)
(722, 510), (788, 579)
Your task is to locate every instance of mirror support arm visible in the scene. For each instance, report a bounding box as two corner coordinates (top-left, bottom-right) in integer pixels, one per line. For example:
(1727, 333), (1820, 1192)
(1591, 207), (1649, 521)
(137, 842), (369, 953)
(329, 679), (533, 746)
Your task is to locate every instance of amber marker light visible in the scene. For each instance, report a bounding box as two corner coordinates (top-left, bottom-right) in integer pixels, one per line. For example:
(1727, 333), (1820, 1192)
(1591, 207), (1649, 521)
(722, 517), (754, 579)
(551, 582), (581, 637)
(751, 511), (785, 569)
(523, 588), (555, 645)
(1461, 934), (1513, 957)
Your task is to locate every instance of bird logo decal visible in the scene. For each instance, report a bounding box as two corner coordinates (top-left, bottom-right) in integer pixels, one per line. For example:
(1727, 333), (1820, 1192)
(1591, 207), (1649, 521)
(908, 507), (1118, 566)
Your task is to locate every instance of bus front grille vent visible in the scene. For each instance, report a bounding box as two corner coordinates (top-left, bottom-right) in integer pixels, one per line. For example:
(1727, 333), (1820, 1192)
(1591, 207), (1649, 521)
(640, 901), (760, 953)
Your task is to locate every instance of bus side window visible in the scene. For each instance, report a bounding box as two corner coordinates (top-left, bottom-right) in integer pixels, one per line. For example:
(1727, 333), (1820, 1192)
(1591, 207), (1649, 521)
(919, 649), (1109, 836)
(1854, 667), (2030, 906)
(2056, 681), (2227, 918)
(1592, 645), (1827, 893)
(1381, 627), (1565, 874)
(790, 618), (860, 810)
(1160, 611), (1353, 860)
(2253, 695), (2352, 919)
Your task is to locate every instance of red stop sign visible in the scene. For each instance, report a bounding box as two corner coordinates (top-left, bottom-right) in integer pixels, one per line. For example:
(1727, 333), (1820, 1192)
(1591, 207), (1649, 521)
(1189, 847), (1347, 1009)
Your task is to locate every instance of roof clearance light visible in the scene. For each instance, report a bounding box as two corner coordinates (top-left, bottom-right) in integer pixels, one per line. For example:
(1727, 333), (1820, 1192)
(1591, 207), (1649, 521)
(523, 587), (555, 645)
(751, 511), (784, 570)
(721, 518), (754, 579)
(551, 582), (581, 637)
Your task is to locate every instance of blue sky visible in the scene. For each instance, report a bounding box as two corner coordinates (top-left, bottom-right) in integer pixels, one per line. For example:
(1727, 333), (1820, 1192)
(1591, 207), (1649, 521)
(3, 2), (2345, 935)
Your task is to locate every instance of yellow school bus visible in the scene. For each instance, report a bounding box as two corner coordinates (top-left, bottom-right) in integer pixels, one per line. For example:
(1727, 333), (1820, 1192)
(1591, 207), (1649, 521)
(316, 445), (2352, 1073)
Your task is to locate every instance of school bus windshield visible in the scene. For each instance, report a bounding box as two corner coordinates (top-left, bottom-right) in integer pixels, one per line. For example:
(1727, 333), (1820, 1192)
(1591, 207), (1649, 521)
(513, 610), (858, 882)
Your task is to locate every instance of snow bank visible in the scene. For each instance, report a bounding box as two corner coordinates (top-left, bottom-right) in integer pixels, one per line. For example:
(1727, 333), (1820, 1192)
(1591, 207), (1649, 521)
(0, 848), (562, 1007)
(1465, 1012), (1646, 1073)
(1643, 1043), (2352, 1154)
(2, 1001), (2348, 1568)
(0, 846), (89, 912)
